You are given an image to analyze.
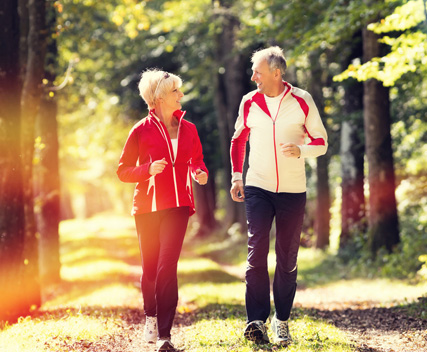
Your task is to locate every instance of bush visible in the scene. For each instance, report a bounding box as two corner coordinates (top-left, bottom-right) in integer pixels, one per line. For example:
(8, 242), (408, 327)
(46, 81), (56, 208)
(337, 203), (427, 281)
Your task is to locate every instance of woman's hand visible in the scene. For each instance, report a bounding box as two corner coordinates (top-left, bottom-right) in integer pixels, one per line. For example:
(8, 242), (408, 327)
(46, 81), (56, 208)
(149, 158), (168, 176)
(194, 169), (208, 185)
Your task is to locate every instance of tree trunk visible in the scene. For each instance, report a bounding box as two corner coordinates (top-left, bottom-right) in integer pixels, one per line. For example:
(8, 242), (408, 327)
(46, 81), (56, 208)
(0, 0), (26, 322)
(308, 52), (330, 249)
(339, 35), (366, 249)
(362, 25), (399, 254)
(193, 169), (217, 237)
(35, 91), (61, 285)
(213, 0), (249, 232)
(20, 0), (48, 308)
(35, 1), (61, 285)
(315, 155), (330, 249)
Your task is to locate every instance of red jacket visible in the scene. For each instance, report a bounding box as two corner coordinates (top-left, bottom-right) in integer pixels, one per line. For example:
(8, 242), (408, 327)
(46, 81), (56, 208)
(117, 110), (208, 216)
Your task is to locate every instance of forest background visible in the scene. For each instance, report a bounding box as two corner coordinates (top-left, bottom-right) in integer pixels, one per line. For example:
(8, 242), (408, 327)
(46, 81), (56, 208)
(0, 0), (426, 325)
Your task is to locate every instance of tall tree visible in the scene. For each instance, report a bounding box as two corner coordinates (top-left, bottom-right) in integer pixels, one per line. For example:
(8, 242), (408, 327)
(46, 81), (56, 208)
(212, 0), (250, 230)
(362, 21), (399, 254)
(0, 0), (26, 322)
(308, 51), (331, 249)
(35, 0), (61, 284)
(339, 34), (366, 249)
(20, 0), (48, 308)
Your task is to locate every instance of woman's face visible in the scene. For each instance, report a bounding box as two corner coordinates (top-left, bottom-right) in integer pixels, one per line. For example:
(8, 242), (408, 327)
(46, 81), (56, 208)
(161, 84), (184, 111)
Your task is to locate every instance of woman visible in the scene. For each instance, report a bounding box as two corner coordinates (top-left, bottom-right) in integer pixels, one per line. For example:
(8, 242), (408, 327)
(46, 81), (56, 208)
(117, 69), (208, 352)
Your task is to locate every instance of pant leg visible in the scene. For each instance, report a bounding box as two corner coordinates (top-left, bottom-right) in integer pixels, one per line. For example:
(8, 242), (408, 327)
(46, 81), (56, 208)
(244, 186), (275, 323)
(156, 206), (189, 338)
(135, 212), (161, 318)
(273, 192), (306, 321)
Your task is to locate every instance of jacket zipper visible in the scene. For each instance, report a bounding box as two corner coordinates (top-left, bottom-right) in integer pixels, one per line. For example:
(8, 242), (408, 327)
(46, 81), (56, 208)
(272, 94), (286, 193)
(273, 121), (280, 192)
(171, 115), (184, 207)
(150, 111), (185, 207)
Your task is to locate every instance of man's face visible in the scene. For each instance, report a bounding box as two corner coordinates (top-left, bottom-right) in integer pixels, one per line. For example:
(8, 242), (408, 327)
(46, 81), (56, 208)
(251, 59), (279, 97)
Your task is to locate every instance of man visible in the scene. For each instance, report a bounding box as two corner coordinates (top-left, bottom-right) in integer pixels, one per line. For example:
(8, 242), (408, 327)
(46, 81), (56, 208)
(230, 46), (328, 345)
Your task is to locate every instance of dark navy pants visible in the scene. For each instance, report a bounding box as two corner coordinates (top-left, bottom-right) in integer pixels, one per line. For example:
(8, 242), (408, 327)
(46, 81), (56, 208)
(244, 186), (306, 323)
(135, 206), (189, 338)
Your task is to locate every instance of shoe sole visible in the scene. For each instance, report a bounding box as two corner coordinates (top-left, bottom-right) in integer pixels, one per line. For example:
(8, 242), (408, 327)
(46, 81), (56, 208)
(274, 338), (291, 346)
(157, 342), (176, 351)
(244, 324), (269, 344)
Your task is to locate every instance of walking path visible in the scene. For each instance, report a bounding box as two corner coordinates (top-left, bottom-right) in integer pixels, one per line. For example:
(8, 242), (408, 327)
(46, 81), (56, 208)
(219, 260), (427, 352)
(5, 215), (424, 352)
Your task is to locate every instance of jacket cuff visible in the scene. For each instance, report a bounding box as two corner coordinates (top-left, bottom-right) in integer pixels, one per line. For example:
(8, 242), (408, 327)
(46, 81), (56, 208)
(231, 172), (243, 183)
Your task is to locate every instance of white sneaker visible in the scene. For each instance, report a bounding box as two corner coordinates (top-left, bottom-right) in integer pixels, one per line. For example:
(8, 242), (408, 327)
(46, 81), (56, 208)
(157, 338), (176, 351)
(271, 314), (292, 345)
(144, 316), (157, 343)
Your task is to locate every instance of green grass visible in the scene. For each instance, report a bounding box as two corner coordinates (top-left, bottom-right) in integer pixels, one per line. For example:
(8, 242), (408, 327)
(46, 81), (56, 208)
(0, 214), (141, 352)
(0, 308), (124, 352)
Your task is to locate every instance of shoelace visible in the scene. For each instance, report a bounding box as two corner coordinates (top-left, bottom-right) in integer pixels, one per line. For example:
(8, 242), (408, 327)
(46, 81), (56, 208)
(275, 321), (289, 338)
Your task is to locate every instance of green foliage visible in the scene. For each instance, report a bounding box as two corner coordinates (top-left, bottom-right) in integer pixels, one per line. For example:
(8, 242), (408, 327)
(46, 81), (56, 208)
(396, 295), (427, 320)
(334, 0), (427, 86)
(336, 202), (427, 280)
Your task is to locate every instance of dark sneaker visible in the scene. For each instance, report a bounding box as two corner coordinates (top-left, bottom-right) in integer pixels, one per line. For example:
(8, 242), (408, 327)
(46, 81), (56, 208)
(157, 338), (176, 351)
(244, 320), (270, 343)
(271, 314), (292, 345)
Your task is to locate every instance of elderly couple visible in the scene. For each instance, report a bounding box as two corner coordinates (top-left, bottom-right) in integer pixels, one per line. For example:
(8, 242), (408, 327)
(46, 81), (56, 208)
(117, 46), (328, 352)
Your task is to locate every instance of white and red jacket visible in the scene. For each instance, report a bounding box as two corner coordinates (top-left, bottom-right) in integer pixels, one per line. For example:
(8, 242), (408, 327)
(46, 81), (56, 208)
(230, 82), (328, 193)
(117, 110), (208, 216)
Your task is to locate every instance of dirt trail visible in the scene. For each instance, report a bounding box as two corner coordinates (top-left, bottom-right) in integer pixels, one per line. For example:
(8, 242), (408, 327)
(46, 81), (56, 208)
(61, 276), (426, 351)
(220, 263), (427, 352)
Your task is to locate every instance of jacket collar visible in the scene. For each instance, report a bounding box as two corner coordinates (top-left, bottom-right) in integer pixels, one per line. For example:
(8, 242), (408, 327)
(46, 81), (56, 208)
(251, 81), (292, 117)
(149, 109), (186, 123)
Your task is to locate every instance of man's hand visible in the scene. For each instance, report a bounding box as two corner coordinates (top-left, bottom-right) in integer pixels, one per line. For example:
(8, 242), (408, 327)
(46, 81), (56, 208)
(280, 143), (301, 158)
(195, 169), (208, 185)
(230, 180), (245, 202)
(149, 158), (168, 176)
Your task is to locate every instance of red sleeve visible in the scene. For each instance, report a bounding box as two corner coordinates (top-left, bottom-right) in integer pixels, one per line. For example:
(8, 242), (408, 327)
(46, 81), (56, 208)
(230, 127), (250, 173)
(116, 128), (151, 183)
(230, 96), (251, 175)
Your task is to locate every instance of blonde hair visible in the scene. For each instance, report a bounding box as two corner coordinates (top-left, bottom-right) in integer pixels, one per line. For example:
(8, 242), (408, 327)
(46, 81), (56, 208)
(251, 46), (287, 76)
(138, 69), (182, 109)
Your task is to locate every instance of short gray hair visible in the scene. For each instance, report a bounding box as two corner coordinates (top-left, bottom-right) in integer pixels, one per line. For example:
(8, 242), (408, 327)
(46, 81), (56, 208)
(138, 69), (182, 109)
(251, 46), (287, 76)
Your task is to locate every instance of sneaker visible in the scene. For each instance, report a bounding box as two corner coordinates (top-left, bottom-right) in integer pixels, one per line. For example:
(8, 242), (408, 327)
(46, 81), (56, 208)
(244, 320), (270, 343)
(271, 314), (292, 345)
(144, 316), (157, 343)
(157, 338), (176, 351)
